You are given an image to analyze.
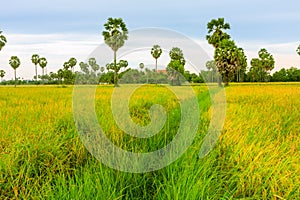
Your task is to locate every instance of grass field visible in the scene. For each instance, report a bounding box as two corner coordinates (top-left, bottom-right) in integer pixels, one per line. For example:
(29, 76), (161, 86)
(0, 83), (299, 199)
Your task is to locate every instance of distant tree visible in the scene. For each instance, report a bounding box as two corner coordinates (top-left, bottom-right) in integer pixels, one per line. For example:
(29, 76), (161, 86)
(139, 63), (144, 71)
(68, 57), (77, 73)
(214, 39), (245, 86)
(0, 31), (7, 51)
(297, 44), (300, 56)
(88, 58), (99, 72)
(31, 54), (40, 82)
(169, 47), (186, 65)
(39, 57), (47, 77)
(271, 68), (288, 82)
(57, 69), (64, 84)
(206, 60), (217, 82)
(100, 66), (105, 73)
(106, 60), (128, 84)
(151, 45), (162, 72)
(286, 67), (300, 81)
(79, 62), (89, 74)
(0, 69), (5, 82)
(167, 47), (185, 86)
(250, 48), (275, 82)
(63, 61), (70, 70)
(9, 56), (21, 87)
(235, 47), (247, 82)
(206, 18), (231, 48)
(102, 17), (128, 87)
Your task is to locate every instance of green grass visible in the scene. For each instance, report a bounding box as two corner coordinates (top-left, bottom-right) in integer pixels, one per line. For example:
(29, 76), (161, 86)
(0, 83), (299, 199)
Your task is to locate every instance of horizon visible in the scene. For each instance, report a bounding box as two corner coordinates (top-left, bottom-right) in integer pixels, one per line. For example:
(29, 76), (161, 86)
(0, 0), (300, 80)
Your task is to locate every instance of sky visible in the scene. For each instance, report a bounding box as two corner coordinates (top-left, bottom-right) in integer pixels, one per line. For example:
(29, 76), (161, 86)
(0, 0), (300, 80)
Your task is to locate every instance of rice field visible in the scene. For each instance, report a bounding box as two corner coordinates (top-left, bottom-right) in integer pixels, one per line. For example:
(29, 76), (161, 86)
(0, 83), (299, 199)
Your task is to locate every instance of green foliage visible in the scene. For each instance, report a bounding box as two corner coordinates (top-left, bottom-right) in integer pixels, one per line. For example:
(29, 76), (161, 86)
(214, 39), (245, 86)
(206, 18), (247, 86)
(39, 57), (47, 78)
(88, 58), (99, 72)
(9, 56), (21, 87)
(0, 69), (5, 81)
(151, 45), (162, 72)
(271, 67), (300, 82)
(79, 62), (89, 74)
(249, 48), (275, 82)
(167, 47), (186, 86)
(297, 44), (300, 56)
(9, 56), (21, 70)
(0, 30), (7, 51)
(102, 17), (128, 87)
(31, 54), (40, 82)
(206, 18), (231, 48)
(139, 63), (144, 70)
(68, 57), (77, 72)
(102, 18), (128, 52)
(31, 54), (40, 65)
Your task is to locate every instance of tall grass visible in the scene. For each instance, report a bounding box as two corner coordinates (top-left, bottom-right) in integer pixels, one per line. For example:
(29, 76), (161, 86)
(0, 83), (299, 199)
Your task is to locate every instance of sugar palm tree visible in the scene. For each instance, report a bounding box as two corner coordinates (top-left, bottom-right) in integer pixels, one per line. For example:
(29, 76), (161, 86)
(31, 54), (40, 81)
(206, 18), (231, 48)
(0, 69), (5, 82)
(68, 57), (77, 73)
(39, 57), (47, 83)
(139, 63), (144, 71)
(9, 56), (21, 87)
(102, 17), (128, 87)
(151, 45), (162, 72)
(39, 57), (47, 76)
(0, 31), (7, 51)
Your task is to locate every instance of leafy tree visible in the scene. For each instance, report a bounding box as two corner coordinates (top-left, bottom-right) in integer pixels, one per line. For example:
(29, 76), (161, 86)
(0, 69), (5, 82)
(88, 58), (99, 72)
(63, 61), (70, 70)
(106, 60), (128, 84)
(9, 56), (21, 87)
(68, 57), (77, 73)
(214, 39), (245, 86)
(79, 62), (89, 74)
(167, 47), (185, 86)
(250, 48), (275, 82)
(0, 31), (7, 51)
(102, 17), (128, 87)
(286, 67), (300, 81)
(271, 68), (288, 82)
(31, 54), (40, 82)
(297, 44), (300, 56)
(206, 18), (231, 48)
(151, 45), (162, 72)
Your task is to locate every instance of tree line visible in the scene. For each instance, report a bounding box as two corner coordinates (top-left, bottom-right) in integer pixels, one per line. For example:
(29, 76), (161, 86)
(0, 18), (300, 87)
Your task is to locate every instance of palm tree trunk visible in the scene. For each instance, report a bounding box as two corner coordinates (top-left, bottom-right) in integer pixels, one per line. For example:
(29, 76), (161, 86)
(114, 50), (117, 87)
(35, 64), (38, 82)
(14, 69), (16, 87)
(155, 59), (158, 72)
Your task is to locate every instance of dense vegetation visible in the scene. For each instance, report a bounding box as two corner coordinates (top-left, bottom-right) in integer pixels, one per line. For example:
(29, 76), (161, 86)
(0, 18), (299, 86)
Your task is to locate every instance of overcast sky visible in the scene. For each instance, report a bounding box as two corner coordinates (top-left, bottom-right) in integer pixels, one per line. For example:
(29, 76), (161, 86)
(0, 0), (299, 79)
